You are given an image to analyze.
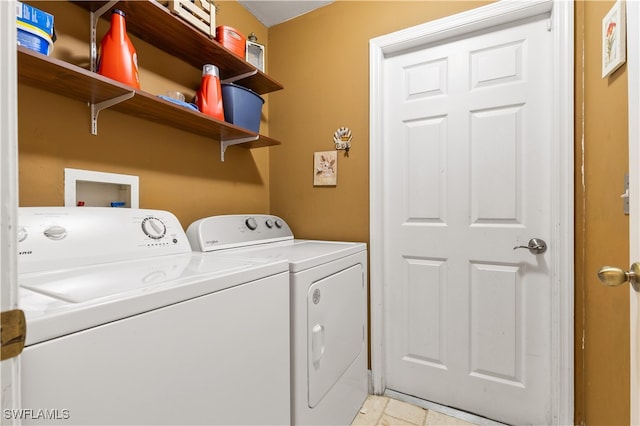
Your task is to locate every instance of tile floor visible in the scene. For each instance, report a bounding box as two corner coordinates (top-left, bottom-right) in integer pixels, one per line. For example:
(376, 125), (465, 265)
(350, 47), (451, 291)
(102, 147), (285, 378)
(352, 395), (480, 426)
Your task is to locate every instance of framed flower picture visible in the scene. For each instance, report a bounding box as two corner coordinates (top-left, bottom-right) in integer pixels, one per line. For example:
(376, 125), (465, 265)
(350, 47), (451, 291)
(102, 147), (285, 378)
(602, 0), (626, 78)
(313, 151), (337, 186)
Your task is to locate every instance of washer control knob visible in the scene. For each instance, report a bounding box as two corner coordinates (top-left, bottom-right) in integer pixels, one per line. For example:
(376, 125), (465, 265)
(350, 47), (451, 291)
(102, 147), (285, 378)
(274, 219), (283, 229)
(44, 225), (67, 240)
(265, 219), (274, 228)
(245, 217), (258, 230)
(17, 227), (28, 243)
(142, 217), (166, 240)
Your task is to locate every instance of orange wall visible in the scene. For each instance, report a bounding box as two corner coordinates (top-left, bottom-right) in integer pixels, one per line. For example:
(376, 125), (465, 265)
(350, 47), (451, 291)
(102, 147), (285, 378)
(18, 1), (272, 228)
(267, 1), (489, 242)
(574, 2), (630, 424)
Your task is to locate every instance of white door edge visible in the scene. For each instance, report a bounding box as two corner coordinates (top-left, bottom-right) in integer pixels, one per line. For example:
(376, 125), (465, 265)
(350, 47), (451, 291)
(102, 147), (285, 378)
(0, 0), (21, 421)
(626, 2), (639, 424)
(368, 1), (574, 424)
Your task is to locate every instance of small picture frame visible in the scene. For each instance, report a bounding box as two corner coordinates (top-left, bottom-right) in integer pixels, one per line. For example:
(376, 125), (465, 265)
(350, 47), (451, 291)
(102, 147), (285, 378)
(313, 151), (337, 186)
(602, 0), (626, 78)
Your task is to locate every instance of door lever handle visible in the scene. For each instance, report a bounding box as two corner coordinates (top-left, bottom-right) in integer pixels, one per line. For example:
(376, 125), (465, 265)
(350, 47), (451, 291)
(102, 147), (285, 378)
(597, 263), (640, 292)
(513, 238), (547, 254)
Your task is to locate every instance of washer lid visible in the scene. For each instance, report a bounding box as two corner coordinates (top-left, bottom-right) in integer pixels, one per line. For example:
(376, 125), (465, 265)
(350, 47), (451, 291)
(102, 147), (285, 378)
(21, 253), (195, 303)
(19, 254), (289, 346)
(220, 240), (366, 272)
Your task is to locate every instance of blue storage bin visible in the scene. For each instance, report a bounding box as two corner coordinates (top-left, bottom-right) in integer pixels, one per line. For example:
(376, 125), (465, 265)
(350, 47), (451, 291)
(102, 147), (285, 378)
(221, 83), (264, 133)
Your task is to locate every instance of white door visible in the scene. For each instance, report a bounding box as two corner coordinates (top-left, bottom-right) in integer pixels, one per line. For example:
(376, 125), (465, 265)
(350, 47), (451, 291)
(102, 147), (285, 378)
(0, 0), (21, 422)
(382, 12), (553, 426)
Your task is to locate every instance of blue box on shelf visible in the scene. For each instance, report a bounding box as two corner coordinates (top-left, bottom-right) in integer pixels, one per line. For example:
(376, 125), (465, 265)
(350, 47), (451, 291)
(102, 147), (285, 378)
(16, 1), (54, 37)
(16, 2), (54, 56)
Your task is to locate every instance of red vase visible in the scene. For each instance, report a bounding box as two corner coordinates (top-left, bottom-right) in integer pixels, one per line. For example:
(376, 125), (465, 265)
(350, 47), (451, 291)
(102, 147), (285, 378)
(97, 9), (140, 89)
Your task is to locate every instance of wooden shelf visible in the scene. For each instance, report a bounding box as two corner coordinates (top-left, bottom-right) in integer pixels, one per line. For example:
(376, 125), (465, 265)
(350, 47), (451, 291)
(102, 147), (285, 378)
(18, 46), (132, 105)
(72, 0), (283, 95)
(17, 46), (280, 156)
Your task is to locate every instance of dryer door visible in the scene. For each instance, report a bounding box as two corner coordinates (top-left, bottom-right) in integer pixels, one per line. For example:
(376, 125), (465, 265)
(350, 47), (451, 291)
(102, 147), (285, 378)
(307, 264), (365, 408)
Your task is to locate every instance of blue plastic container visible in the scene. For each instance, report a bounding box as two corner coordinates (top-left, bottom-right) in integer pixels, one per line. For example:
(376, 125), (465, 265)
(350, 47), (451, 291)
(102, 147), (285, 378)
(17, 22), (53, 56)
(221, 83), (264, 133)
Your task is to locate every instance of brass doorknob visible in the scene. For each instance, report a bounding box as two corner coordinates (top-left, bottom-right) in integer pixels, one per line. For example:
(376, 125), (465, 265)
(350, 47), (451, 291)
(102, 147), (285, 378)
(597, 262), (640, 292)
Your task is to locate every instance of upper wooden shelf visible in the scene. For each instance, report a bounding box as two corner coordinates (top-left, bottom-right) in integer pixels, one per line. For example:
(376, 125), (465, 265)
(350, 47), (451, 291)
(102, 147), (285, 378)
(72, 0), (283, 95)
(17, 46), (280, 159)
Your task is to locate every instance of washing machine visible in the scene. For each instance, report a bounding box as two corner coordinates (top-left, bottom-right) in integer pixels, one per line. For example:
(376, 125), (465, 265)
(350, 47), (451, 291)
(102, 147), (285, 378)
(187, 214), (368, 425)
(17, 207), (290, 425)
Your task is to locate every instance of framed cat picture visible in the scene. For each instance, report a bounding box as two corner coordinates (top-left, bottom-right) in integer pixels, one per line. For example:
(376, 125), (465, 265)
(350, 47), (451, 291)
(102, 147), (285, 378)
(313, 151), (337, 186)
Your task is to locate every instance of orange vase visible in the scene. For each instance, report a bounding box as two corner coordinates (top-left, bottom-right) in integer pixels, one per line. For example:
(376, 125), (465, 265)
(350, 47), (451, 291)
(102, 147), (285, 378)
(196, 64), (224, 121)
(97, 9), (140, 89)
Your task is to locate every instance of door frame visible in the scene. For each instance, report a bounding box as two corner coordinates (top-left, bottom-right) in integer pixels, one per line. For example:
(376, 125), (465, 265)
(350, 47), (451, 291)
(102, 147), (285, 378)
(368, 1), (574, 423)
(0, 0), (21, 419)
(626, 2), (639, 424)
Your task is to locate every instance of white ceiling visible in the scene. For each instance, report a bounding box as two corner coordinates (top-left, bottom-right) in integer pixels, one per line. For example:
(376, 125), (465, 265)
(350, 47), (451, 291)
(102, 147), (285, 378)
(238, 1), (335, 27)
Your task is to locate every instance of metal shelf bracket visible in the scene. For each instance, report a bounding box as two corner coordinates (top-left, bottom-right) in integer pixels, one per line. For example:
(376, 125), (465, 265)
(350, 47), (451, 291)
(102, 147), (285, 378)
(221, 70), (258, 85)
(90, 1), (118, 72)
(90, 91), (135, 135)
(220, 135), (259, 161)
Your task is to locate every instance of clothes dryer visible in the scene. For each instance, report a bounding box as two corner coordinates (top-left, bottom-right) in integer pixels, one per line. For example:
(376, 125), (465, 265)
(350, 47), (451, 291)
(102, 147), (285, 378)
(17, 207), (290, 425)
(187, 214), (368, 426)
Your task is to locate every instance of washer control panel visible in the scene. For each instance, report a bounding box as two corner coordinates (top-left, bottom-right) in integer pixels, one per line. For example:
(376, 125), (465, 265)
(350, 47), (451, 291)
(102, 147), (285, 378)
(187, 214), (293, 252)
(18, 207), (191, 273)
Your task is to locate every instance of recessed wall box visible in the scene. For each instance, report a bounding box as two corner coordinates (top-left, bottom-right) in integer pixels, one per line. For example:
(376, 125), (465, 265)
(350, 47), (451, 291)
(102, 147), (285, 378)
(64, 168), (139, 208)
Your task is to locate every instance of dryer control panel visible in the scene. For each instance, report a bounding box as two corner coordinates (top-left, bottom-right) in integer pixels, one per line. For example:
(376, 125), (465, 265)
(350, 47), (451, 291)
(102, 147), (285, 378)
(187, 214), (294, 252)
(18, 207), (191, 273)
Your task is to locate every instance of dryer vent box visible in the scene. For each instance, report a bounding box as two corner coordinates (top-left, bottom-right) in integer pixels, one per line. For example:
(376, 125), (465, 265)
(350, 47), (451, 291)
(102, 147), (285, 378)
(64, 169), (139, 208)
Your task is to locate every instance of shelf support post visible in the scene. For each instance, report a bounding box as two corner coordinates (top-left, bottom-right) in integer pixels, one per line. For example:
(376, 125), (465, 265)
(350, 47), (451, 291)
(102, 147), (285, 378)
(90, 91), (135, 135)
(90, 0), (119, 72)
(220, 136), (259, 162)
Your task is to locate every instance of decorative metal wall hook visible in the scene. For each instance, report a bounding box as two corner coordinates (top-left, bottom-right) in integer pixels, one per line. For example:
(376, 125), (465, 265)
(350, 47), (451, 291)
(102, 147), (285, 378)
(333, 127), (352, 152)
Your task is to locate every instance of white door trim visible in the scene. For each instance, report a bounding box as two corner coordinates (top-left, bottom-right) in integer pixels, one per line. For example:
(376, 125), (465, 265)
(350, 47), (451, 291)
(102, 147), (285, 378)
(369, 1), (574, 424)
(0, 0), (21, 420)
(626, 2), (639, 424)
